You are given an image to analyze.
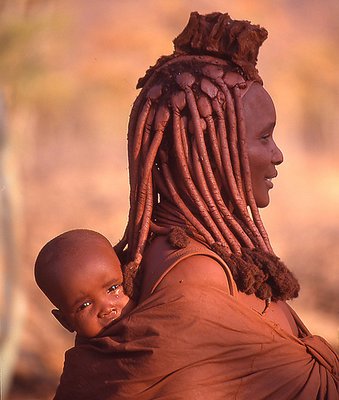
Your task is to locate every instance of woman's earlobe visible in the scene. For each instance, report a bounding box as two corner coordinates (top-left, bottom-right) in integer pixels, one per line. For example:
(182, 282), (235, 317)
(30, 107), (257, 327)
(51, 309), (75, 333)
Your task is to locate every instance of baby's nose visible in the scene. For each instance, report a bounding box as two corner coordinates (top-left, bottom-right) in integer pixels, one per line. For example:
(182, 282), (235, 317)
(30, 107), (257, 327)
(98, 305), (117, 318)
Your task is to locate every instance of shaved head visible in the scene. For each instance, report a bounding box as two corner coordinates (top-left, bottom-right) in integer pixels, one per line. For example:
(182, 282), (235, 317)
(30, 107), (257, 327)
(35, 229), (133, 337)
(34, 229), (119, 309)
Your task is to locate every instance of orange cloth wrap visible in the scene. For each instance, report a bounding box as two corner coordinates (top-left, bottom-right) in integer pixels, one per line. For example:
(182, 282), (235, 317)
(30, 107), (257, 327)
(54, 238), (338, 400)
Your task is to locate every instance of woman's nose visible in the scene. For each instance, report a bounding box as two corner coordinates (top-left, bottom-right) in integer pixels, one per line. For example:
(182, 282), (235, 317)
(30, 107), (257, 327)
(272, 141), (284, 165)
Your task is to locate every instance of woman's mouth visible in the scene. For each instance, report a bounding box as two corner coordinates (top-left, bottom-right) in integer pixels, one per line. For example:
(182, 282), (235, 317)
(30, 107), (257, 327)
(265, 177), (273, 189)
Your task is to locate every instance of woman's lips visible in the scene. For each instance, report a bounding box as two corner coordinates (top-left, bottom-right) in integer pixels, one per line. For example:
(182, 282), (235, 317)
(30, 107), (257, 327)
(265, 177), (274, 189)
(265, 171), (278, 189)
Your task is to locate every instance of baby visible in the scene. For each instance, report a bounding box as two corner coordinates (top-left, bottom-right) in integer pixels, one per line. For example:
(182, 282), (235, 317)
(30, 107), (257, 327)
(34, 229), (134, 338)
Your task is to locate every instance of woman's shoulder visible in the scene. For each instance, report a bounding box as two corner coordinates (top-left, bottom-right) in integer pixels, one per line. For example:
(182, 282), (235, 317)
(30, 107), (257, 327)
(139, 235), (237, 301)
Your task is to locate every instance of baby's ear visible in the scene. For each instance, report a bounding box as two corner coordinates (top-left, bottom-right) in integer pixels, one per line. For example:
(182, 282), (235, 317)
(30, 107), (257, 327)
(51, 309), (74, 333)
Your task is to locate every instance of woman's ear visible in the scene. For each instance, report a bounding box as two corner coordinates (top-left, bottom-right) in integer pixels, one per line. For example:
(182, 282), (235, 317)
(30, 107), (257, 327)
(51, 309), (75, 333)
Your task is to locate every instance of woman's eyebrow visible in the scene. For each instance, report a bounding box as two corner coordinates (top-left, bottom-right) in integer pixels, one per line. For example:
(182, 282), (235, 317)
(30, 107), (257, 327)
(261, 121), (276, 135)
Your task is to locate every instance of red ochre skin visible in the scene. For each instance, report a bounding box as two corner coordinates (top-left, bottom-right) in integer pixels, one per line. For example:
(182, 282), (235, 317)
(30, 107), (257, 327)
(243, 82), (284, 208)
(35, 229), (133, 338)
(51, 247), (132, 338)
(53, 235), (338, 400)
(50, 13), (338, 400)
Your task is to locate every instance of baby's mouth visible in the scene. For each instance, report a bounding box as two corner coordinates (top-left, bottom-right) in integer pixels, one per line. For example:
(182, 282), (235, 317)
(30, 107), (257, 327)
(108, 308), (118, 318)
(98, 310), (120, 335)
(103, 308), (119, 323)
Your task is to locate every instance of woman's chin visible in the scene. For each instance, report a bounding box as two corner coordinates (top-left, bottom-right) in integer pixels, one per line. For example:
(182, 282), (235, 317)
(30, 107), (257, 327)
(255, 194), (270, 208)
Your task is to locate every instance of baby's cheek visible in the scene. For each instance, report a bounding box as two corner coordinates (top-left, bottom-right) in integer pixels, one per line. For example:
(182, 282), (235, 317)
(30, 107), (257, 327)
(116, 286), (128, 300)
(77, 316), (101, 337)
(121, 296), (134, 316)
(119, 292), (129, 306)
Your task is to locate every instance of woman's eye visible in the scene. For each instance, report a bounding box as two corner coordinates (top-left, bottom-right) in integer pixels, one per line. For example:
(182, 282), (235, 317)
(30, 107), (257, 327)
(261, 132), (272, 142)
(107, 284), (121, 293)
(77, 301), (91, 312)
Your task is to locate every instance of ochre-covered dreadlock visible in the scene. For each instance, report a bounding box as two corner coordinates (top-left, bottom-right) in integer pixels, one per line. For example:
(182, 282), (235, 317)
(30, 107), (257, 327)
(117, 12), (300, 303)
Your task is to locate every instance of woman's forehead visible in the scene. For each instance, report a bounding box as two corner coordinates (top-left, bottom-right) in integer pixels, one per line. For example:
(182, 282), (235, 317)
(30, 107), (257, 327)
(243, 84), (276, 117)
(243, 84), (276, 138)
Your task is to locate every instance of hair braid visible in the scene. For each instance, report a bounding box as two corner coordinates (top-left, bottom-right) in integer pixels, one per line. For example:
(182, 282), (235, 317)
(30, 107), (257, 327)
(119, 12), (299, 302)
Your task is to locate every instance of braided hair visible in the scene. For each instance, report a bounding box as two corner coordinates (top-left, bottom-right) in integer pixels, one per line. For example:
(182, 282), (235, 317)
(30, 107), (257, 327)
(117, 12), (299, 302)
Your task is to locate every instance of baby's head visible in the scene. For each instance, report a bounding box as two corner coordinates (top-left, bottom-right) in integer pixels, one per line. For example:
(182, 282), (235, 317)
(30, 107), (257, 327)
(34, 229), (133, 338)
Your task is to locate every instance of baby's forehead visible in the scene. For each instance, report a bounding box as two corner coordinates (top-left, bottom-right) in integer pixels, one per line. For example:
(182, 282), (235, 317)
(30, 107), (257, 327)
(46, 229), (109, 252)
(59, 244), (121, 278)
(38, 231), (120, 277)
(48, 233), (115, 262)
(51, 254), (122, 308)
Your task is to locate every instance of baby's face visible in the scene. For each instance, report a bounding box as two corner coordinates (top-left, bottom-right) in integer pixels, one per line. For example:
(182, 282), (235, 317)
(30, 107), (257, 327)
(56, 248), (132, 338)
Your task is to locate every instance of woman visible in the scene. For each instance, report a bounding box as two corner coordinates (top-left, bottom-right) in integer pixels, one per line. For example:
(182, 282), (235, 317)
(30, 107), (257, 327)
(121, 11), (302, 335)
(54, 12), (338, 400)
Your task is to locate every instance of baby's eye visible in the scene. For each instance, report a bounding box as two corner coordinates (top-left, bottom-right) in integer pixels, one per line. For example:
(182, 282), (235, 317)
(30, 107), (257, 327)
(107, 284), (121, 293)
(77, 301), (91, 312)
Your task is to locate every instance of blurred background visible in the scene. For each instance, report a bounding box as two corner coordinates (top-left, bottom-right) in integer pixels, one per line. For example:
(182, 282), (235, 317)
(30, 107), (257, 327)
(0, 0), (338, 398)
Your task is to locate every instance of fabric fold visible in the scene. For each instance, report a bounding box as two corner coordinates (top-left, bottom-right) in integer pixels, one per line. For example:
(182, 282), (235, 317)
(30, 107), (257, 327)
(54, 237), (338, 399)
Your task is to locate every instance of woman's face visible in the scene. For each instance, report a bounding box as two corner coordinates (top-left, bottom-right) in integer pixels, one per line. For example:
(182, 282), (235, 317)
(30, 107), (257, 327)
(243, 83), (284, 208)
